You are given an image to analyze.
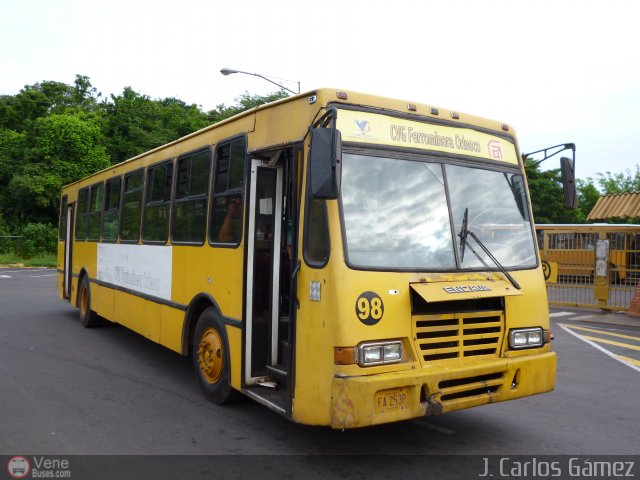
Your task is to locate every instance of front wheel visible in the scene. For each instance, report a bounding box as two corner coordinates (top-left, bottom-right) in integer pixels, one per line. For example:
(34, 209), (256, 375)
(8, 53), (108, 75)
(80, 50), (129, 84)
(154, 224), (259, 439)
(192, 308), (241, 404)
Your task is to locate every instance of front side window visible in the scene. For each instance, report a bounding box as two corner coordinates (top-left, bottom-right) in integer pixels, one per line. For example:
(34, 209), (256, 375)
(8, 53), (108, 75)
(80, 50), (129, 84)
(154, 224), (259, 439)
(341, 152), (536, 271)
(209, 138), (246, 245)
(304, 197), (330, 266)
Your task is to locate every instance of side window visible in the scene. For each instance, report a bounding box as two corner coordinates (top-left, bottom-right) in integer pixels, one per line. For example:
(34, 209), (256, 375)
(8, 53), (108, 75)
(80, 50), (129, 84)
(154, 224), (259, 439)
(143, 162), (173, 243)
(173, 149), (211, 243)
(304, 197), (330, 266)
(87, 183), (104, 241)
(75, 187), (89, 241)
(209, 138), (246, 245)
(103, 177), (122, 242)
(59, 195), (68, 241)
(120, 170), (144, 242)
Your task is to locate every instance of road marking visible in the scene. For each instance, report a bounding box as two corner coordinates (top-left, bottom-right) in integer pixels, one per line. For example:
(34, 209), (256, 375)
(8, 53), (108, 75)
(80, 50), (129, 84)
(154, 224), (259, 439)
(559, 323), (640, 373)
(579, 335), (640, 352)
(565, 324), (640, 342)
(571, 315), (597, 321)
(616, 354), (640, 367)
(0, 269), (55, 274)
(30, 274), (57, 278)
(0, 274), (11, 278)
(549, 312), (575, 317)
(410, 419), (455, 435)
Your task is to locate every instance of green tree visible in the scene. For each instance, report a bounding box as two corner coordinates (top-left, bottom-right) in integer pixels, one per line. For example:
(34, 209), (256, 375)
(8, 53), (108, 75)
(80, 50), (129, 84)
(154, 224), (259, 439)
(571, 178), (601, 222)
(0, 75), (101, 132)
(102, 87), (212, 164)
(22, 222), (58, 257)
(207, 90), (289, 123)
(596, 165), (640, 195)
(6, 113), (110, 227)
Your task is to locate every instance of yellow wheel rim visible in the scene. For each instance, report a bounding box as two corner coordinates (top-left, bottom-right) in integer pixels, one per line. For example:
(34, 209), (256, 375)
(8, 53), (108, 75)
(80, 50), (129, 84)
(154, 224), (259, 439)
(197, 327), (223, 384)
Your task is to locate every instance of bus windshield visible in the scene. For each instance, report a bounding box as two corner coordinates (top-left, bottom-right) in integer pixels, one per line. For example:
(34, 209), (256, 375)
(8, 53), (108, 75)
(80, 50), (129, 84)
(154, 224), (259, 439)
(340, 153), (537, 271)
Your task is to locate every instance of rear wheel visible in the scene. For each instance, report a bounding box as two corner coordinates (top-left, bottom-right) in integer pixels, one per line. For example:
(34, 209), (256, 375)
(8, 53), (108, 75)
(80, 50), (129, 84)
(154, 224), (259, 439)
(192, 308), (241, 404)
(78, 275), (101, 328)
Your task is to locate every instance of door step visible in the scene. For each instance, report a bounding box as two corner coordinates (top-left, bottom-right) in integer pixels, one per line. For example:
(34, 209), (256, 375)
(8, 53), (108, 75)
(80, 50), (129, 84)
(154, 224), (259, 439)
(266, 364), (287, 378)
(256, 379), (278, 389)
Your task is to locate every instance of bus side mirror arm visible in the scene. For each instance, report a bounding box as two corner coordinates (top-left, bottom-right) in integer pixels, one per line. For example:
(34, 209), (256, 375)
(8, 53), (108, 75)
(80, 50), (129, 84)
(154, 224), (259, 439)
(523, 143), (578, 210)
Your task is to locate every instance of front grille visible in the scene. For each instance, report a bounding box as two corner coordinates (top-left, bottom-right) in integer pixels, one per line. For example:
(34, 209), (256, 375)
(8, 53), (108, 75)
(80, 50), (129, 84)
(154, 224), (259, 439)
(413, 311), (504, 363)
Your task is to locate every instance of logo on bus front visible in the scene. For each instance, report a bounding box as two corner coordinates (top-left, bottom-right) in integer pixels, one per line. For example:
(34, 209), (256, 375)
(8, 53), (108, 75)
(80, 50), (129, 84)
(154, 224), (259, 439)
(442, 285), (491, 294)
(487, 140), (503, 160)
(353, 119), (372, 138)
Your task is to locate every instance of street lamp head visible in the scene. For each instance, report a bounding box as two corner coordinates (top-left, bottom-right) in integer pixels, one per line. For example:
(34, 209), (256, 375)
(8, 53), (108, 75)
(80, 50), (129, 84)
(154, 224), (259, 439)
(220, 68), (239, 76)
(220, 67), (300, 95)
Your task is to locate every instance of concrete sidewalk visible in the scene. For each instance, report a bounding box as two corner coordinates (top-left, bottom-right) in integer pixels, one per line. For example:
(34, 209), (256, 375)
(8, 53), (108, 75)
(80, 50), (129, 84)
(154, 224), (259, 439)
(551, 305), (640, 328)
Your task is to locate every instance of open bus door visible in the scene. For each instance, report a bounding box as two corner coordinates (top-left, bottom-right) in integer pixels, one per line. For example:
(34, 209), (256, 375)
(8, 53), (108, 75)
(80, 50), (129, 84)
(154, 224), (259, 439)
(61, 197), (74, 300)
(244, 148), (298, 414)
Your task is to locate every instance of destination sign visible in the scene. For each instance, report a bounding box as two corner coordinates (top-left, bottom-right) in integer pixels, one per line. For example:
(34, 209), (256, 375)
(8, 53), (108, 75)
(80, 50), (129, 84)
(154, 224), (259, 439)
(337, 109), (518, 165)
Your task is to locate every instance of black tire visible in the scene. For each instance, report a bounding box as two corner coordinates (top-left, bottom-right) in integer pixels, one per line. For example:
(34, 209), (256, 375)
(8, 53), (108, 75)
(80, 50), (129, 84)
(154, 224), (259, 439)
(78, 275), (101, 328)
(192, 307), (241, 405)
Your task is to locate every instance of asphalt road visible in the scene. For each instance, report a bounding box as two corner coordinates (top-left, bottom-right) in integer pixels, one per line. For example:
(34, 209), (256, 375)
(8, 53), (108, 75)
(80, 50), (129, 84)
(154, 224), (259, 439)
(1, 268), (639, 477)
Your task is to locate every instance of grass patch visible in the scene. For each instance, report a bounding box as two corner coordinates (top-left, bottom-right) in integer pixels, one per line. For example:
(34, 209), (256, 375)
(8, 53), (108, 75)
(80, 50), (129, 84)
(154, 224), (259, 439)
(0, 252), (57, 268)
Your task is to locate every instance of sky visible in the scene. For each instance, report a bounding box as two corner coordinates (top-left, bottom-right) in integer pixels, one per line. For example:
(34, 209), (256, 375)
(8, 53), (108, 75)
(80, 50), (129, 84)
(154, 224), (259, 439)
(1, 0), (639, 182)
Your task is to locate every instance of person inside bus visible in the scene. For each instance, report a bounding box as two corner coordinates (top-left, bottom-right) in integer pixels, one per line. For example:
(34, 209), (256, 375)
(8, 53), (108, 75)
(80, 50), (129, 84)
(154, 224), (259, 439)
(217, 194), (242, 243)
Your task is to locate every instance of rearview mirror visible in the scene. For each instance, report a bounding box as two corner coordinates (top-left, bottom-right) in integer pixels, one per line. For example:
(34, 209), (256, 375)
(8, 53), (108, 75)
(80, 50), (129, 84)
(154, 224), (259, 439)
(523, 143), (577, 210)
(560, 156), (578, 209)
(309, 128), (342, 199)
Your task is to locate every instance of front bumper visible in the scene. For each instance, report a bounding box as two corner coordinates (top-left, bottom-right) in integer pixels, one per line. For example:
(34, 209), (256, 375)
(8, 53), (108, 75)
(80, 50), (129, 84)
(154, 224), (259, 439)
(331, 351), (556, 429)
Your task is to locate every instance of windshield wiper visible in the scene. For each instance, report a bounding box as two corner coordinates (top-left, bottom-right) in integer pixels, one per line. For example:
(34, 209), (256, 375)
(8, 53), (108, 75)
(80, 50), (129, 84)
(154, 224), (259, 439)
(458, 209), (521, 290)
(458, 208), (469, 262)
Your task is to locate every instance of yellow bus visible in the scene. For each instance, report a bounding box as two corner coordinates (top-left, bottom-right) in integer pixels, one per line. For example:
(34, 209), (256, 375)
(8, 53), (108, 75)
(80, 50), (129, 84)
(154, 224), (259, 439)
(58, 88), (561, 429)
(536, 224), (640, 283)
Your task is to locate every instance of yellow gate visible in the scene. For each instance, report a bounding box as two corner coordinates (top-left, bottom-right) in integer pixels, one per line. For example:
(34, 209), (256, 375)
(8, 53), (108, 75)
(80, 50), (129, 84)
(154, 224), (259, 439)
(537, 225), (640, 311)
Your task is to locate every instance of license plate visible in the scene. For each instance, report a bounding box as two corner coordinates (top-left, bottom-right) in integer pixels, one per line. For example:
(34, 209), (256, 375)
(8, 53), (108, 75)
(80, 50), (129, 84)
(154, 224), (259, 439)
(374, 387), (409, 413)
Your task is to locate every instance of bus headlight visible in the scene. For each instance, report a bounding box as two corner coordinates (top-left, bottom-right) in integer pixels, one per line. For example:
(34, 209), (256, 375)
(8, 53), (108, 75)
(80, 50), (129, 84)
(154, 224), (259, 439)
(509, 328), (544, 349)
(358, 341), (402, 366)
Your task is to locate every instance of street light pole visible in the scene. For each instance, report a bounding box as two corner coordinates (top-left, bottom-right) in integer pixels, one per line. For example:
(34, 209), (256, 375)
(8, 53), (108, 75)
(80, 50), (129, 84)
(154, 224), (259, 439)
(220, 68), (300, 95)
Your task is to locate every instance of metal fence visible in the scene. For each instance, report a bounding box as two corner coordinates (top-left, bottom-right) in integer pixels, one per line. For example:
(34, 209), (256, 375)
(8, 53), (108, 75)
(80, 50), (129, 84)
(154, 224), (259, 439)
(538, 226), (640, 311)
